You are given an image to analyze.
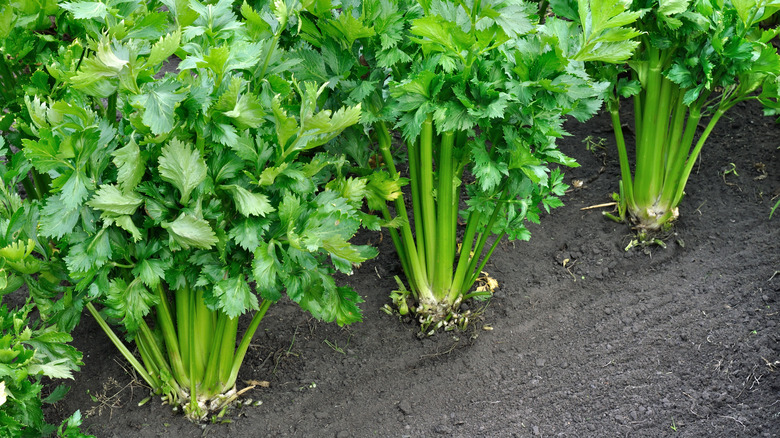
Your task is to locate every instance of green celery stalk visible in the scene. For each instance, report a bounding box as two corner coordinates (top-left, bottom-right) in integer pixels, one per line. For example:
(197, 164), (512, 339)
(226, 299), (273, 390)
(85, 303), (158, 390)
(433, 131), (455, 298)
(155, 284), (188, 386)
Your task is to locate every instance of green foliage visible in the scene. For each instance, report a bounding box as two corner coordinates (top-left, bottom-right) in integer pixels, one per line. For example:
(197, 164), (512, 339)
(299, 0), (638, 324)
(0, 0), (391, 421)
(0, 288), (87, 437)
(560, 0), (780, 233)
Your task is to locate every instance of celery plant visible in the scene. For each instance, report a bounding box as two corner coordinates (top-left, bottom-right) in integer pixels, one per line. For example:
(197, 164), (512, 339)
(560, 0), (780, 235)
(0, 0), (389, 420)
(296, 0), (640, 327)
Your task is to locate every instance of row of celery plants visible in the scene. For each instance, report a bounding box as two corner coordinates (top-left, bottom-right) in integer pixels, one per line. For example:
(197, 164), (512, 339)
(1, 0), (777, 429)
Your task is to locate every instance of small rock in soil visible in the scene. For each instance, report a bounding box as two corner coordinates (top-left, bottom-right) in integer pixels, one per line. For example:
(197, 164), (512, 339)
(433, 424), (452, 434)
(398, 400), (412, 415)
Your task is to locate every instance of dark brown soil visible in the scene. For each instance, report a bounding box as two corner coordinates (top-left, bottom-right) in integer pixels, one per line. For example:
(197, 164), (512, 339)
(46, 99), (780, 437)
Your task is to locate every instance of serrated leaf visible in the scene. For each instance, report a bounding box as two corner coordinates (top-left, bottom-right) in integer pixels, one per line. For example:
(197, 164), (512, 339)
(228, 218), (264, 251)
(471, 139), (507, 192)
(0, 240), (41, 275)
(28, 358), (79, 379)
(544, 150), (579, 168)
(22, 133), (65, 173)
(0, 239), (35, 263)
(59, 171), (90, 210)
(322, 236), (378, 273)
(64, 231), (111, 273)
(258, 163), (288, 186)
(39, 197), (80, 239)
(327, 11), (375, 47)
(366, 172), (407, 210)
(125, 11), (169, 39)
(158, 138), (207, 205)
(330, 176), (367, 203)
(521, 164), (549, 185)
(70, 40), (127, 96)
(411, 14), (468, 55)
(573, 0), (642, 63)
(104, 278), (158, 333)
(241, 1), (272, 37)
(213, 275), (259, 319)
(298, 104), (362, 150)
(147, 30), (182, 67)
(542, 196), (565, 212)
(321, 285), (364, 326)
(617, 78), (641, 97)
(42, 385), (71, 404)
(667, 63), (695, 88)
(162, 214), (218, 250)
(226, 185), (274, 217)
(160, 0), (199, 27)
(200, 45), (231, 77)
(132, 259), (167, 288)
(60, 1), (108, 20)
(487, 2), (534, 38)
(87, 185), (143, 216)
(225, 133), (254, 163)
(25, 330), (81, 380)
(112, 215), (143, 242)
(218, 81), (265, 129)
(658, 0), (691, 16)
(131, 80), (186, 135)
(252, 241), (281, 301)
(575, 40), (641, 63)
(271, 95), (299, 150)
(112, 138), (146, 194)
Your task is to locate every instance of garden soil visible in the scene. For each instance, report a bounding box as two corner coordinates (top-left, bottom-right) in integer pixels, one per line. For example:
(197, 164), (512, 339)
(45, 99), (779, 437)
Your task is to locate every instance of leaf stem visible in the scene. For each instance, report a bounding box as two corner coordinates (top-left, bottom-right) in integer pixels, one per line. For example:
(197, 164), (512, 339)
(608, 96), (635, 215)
(463, 198), (504, 295)
(375, 123), (426, 295)
(85, 302), (157, 390)
(418, 116), (437, 285)
(155, 284), (188, 386)
(670, 108), (725, 208)
(465, 230), (505, 293)
(634, 51), (670, 208)
(202, 312), (227, 397)
(450, 209), (481, 297)
(226, 299), (272, 390)
(106, 92), (118, 127)
(433, 130), (455, 298)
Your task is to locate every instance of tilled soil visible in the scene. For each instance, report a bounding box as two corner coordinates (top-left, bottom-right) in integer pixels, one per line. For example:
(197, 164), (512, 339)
(47, 99), (779, 437)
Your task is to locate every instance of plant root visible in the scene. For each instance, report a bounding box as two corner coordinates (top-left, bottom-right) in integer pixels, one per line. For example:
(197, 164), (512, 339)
(383, 274), (496, 336)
